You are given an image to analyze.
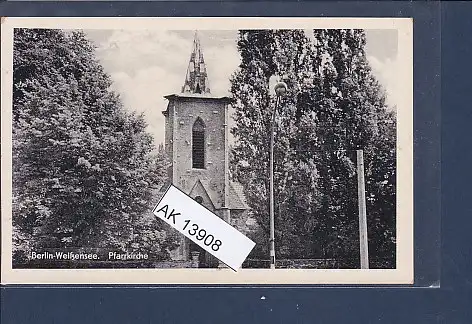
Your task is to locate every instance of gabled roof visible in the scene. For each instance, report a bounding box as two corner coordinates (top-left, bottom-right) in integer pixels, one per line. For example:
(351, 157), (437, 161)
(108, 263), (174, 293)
(189, 179), (216, 209)
(228, 181), (249, 210)
(153, 179), (249, 211)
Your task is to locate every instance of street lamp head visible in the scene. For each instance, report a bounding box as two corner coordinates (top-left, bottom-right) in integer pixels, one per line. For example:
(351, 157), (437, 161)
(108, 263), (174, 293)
(274, 81), (288, 97)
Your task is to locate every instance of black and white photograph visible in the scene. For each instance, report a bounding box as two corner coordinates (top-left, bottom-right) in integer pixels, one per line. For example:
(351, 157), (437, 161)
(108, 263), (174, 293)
(1, 18), (413, 284)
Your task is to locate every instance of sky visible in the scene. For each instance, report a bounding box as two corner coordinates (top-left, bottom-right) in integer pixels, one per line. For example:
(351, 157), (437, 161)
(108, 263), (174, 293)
(85, 29), (398, 146)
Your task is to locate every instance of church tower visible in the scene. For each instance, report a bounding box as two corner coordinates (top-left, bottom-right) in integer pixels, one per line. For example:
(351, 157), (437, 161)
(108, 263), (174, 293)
(162, 32), (247, 266)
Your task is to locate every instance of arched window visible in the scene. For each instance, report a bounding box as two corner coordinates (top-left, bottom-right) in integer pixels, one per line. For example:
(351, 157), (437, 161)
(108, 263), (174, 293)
(192, 118), (205, 169)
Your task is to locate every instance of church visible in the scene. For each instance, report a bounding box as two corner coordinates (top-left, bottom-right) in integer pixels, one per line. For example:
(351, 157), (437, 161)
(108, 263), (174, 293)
(161, 32), (250, 267)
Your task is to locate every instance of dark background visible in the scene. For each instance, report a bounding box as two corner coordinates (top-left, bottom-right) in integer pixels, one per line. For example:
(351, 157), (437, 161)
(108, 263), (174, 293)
(0, 1), (470, 322)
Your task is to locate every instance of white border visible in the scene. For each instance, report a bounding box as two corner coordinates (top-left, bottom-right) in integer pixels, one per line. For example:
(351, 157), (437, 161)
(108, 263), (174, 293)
(1, 17), (413, 284)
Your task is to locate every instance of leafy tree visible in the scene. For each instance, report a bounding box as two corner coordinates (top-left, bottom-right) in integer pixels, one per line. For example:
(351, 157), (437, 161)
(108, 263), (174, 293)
(12, 29), (176, 266)
(230, 29), (396, 268)
(305, 29), (396, 267)
(230, 30), (321, 259)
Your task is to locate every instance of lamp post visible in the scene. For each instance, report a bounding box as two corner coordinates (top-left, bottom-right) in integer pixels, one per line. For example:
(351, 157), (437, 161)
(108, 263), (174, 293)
(269, 80), (287, 269)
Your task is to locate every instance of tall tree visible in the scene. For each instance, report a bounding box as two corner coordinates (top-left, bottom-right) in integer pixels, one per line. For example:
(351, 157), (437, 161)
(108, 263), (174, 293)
(304, 29), (396, 267)
(231, 29), (396, 268)
(230, 30), (321, 259)
(12, 29), (175, 266)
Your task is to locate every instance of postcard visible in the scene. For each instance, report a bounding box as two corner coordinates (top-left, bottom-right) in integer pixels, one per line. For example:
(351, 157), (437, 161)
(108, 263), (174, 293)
(1, 17), (413, 284)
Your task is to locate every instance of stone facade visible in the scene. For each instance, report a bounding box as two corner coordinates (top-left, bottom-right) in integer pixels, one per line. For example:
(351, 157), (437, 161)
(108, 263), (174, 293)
(163, 95), (230, 211)
(161, 32), (249, 267)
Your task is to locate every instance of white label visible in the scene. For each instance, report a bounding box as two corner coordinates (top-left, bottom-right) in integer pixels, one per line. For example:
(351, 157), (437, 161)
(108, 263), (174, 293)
(153, 185), (255, 271)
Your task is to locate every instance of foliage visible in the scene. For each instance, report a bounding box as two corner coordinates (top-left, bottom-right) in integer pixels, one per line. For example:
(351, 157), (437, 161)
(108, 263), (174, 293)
(230, 29), (396, 268)
(12, 29), (176, 266)
(230, 30), (320, 259)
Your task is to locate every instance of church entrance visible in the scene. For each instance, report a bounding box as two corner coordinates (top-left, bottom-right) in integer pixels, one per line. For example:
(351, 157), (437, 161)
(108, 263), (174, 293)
(189, 242), (218, 268)
(188, 195), (219, 268)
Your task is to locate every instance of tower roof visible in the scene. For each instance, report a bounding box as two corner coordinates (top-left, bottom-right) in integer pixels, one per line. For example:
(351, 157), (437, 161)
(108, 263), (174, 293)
(181, 31), (211, 94)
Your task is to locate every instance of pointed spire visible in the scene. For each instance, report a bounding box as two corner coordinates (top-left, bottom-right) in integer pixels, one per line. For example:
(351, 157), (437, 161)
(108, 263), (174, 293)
(182, 31), (211, 94)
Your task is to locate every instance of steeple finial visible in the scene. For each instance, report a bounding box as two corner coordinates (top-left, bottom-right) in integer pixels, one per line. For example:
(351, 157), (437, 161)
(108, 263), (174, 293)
(181, 31), (211, 94)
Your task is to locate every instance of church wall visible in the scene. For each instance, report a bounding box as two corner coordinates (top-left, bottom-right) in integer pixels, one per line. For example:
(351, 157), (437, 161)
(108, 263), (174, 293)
(164, 102), (174, 181)
(160, 33), (239, 265)
(169, 97), (228, 209)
